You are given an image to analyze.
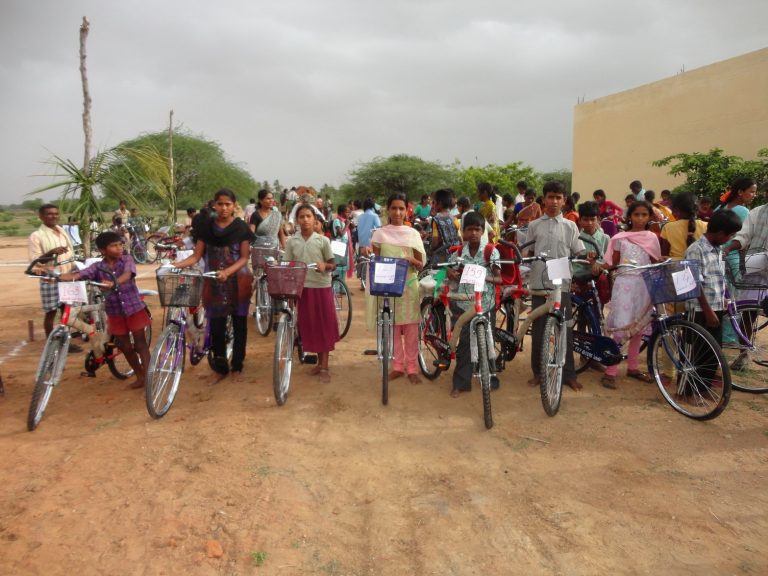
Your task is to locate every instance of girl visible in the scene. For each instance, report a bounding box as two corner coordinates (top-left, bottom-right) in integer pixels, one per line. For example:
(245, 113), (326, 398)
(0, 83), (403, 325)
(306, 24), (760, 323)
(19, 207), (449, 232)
(370, 193), (425, 384)
(601, 201), (662, 389)
(249, 189), (286, 249)
(284, 204), (339, 383)
(515, 190), (541, 227)
(563, 194), (579, 224)
(331, 204), (354, 284)
(659, 192), (706, 259)
(593, 189), (623, 237)
(174, 188), (254, 380)
(477, 183), (499, 241)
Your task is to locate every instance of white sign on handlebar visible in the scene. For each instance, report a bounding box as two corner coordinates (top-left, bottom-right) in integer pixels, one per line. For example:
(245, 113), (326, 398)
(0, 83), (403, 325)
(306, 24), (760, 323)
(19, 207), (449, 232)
(460, 263), (487, 292)
(57, 281), (89, 304)
(546, 257), (572, 282)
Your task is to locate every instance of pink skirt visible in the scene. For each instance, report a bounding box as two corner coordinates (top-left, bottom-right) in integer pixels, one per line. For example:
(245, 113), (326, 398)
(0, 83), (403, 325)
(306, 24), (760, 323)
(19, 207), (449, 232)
(297, 287), (340, 353)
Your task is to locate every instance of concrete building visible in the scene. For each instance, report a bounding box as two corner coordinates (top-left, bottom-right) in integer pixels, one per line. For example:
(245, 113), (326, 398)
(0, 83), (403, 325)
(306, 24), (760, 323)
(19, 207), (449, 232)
(572, 47), (768, 201)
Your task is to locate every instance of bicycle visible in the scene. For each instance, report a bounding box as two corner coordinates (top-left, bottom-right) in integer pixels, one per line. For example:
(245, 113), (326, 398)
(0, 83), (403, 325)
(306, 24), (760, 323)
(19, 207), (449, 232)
(569, 259), (732, 420)
(124, 222), (150, 264)
(331, 271), (352, 339)
(250, 237), (281, 337)
(145, 268), (233, 419)
(266, 260), (317, 406)
(145, 225), (185, 263)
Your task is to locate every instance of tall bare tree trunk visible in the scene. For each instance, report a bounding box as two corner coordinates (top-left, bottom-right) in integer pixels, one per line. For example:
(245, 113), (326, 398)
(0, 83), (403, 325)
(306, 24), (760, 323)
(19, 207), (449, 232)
(79, 16), (93, 255)
(168, 109), (176, 225)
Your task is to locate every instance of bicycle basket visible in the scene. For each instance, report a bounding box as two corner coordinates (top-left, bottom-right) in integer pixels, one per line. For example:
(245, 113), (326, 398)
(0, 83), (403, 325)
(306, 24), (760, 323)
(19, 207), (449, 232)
(156, 270), (204, 307)
(369, 257), (409, 297)
(251, 244), (280, 269)
(265, 261), (308, 299)
(640, 260), (701, 304)
(724, 250), (768, 290)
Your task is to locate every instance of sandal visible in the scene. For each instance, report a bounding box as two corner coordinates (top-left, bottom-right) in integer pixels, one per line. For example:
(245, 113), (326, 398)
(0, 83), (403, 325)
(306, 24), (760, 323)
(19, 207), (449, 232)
(626, 370), (653, 383)
(601, 375), (617, 390)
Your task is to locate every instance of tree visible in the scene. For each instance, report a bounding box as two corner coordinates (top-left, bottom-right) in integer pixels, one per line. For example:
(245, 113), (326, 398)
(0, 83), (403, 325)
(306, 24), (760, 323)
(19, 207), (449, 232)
(653, 147), (768, 203)
(347, 154), (453, 202)
(449, 161), (542, 200)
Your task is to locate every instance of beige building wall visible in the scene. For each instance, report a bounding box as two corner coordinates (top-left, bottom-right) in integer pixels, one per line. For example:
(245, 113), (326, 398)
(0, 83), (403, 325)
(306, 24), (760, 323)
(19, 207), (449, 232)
(572, 47), (768, 202)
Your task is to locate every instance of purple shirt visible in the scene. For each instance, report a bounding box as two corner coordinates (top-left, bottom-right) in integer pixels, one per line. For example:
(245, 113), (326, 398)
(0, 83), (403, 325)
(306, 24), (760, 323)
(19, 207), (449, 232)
(78, 255), (145, 316)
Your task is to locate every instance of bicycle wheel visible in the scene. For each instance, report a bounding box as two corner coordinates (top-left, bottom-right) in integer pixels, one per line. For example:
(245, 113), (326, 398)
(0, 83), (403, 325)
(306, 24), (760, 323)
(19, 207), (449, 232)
(273, 315), (294, 406)
(145, 324), (185, 419)
(539, 315), (565, 417)
(418, 298), (447, 380)
(332, 277), (352, 339)
(381, 310), (391, 405)
(722, 304), (768, 394)
(356, 258), (368, 291)
(254, 276), (272, 336)
(476, 324), (493, 429)
(648, 319), (731, 420)
(572, 299), (598, 374)
(144, 237), (159, 263)
(131, 241), (148, 264)
(28, 327), (69, 431)
(207, 316), (234, 371)
(106, 321), (153, 379)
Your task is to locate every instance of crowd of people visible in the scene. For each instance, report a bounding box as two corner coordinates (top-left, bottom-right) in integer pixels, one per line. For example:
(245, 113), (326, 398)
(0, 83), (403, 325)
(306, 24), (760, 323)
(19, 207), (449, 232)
(26, 174), (766, 398)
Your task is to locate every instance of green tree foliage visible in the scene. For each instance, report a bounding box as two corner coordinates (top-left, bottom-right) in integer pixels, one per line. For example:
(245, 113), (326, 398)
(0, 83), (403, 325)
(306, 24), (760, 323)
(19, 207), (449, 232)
(653, 148), (768, 203)
(449, 161), (542, 199)
(347, 154), (453, 203)
(103, 130), (258, 212)
(538, 169), (572, 194)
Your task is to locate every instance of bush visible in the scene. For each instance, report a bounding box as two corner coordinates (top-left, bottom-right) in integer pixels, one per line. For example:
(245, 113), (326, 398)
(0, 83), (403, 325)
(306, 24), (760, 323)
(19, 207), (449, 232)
(0, 225), (20, 236)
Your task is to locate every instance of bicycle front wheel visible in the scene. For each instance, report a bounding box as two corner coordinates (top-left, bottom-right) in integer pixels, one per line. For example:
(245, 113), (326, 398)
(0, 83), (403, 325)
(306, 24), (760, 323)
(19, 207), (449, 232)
(254, 276), (272, 337)
(333, 277), (352, 339)
(539, 315), (565, 417)
(418, 298), (446, 380)
(380, 310), (391, 405)
(273, 315), (294, 406)
(28, 327), (69, 431)
(131, 241), (148, 264)
(476, 324), (493, 429)
(722, 304), (768, 394)
(648, 319), (731, 420)
(145, 324), (185, 419)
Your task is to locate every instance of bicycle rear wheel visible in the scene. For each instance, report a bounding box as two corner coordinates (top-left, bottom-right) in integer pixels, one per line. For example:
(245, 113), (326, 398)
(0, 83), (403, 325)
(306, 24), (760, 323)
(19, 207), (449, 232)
(131, 241), (148, 264)
(207, 316), (234, 371)
(539, 315), (565, 417)
(146, 324), (185, 419)
(476, 324), (493, 429)
(144, 237), (159, 263)
(254, 276), (272, 336)
(28, 327), (69, 431)
(107, 320), (153, 379)
(722, 304), (768, 394)
(572, 300), (598, 374)
(418, 298), (446, 380)
(380, 310), (391, 405)
(333, 277), (352, 339)
(648, 319), (731, 420)
(273, 315), (294, 406)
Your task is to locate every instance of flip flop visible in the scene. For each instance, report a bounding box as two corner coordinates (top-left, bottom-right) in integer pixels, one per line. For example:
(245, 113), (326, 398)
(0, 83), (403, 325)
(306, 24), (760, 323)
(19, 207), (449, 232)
(626, 370), (653, 383)
(601, 375), (617, 390)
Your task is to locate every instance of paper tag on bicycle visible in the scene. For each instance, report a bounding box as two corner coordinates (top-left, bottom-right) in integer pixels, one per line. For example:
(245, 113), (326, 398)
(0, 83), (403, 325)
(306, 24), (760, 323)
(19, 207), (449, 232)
(672, 267), (696, 295)
(331, 240), (347, 258)
(546, 257), (571, 282)
(460, 264), (487, 292)
(176, 250), (193, 261)
(373, 262), (397, 284)
(58, 281), (88, 304)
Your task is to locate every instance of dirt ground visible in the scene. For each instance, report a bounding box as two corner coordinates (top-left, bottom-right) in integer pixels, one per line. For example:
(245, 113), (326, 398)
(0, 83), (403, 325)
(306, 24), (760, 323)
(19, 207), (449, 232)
(1, 236), (767, 576)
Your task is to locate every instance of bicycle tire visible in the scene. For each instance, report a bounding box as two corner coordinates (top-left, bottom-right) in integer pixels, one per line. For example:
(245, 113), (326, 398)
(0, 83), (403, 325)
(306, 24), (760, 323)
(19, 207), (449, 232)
(381, 310), (391, 405)
(572, 299), (598, 374)
(207, 316), (234, 371)
(145, 324), (185, 419)
(722, 304), (768, 394)
(193, 306), (206, 329)
(273, 315), (293, 406)
(476, 323), (493, 429)
(106, 321), (153, 379)
(647, 319), (731, 420)
(332, 277), (353, 340)
(131, 241), (148, 264)
(255, 276), (272, 336)
(28, 327), (69, 431)
(144, 237), (159, 263)
(418, 298), (446, 380)
(539, 315), (565, 417)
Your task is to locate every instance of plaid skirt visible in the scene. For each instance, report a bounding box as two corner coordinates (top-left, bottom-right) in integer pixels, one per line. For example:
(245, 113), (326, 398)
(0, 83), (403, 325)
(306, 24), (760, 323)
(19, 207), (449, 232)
(40, 280), (59, 312)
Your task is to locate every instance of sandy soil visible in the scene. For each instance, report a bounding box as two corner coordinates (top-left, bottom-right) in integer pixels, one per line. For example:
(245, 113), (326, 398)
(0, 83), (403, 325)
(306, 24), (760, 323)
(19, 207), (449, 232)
(0, 236), (767, 575)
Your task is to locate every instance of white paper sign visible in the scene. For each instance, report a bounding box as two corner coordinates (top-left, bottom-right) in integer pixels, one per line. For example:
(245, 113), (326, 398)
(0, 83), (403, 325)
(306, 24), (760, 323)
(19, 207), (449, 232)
(460, 263), (487, 292)
(672, 267), (697, 295)
(546, 257), (572, 282)
(176, 250), (193, 261)
(58, 281), (89, 304)
(373, 262), (397, 284)
(331, 240), (347, 258)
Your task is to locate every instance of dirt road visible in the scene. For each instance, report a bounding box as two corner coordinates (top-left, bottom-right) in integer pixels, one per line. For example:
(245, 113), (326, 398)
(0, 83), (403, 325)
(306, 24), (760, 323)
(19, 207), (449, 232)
(1, 238), (766, 575)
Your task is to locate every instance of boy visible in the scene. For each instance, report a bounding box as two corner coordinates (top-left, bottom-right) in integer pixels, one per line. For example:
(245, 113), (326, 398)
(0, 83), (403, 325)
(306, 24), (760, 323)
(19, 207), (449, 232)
(58, 232), (151, 390)
(445, 211), (502, 397)
(526, 181), (586, 391)
(573, 201), (610, 303)
(683, 209), (742, 386)
(430, 188), (461, 261)
(697, 196), (715, 222)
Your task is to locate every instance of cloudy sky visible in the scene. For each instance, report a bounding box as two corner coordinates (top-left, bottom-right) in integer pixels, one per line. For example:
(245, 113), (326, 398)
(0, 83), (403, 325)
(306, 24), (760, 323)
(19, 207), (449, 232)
(1, 0), (766, 203)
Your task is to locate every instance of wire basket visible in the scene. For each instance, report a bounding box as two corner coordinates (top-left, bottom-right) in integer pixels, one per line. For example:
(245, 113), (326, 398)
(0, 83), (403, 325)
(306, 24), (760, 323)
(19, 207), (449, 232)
(265, 261), (308, 300)
(641, 260), (701, 305)
(369, 257), (409, 297)
(724, 250), (768, 290)
(251, 244), (280, 269)
(156, 271), (204, 307)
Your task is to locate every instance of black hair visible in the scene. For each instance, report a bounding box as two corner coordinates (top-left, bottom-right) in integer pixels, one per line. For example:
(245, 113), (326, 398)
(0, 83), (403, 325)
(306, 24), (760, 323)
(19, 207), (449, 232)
(433, 188), (453, 210)
(644, 190), (656, 202)
(524, 189), (536, 199)
(629, 180), (643, 191)
(363, 197), (375, 211)
(670, 192), (698, 246)
(706, 209), (742, 236)
(571, 192), (581, 203)
(722, 176), (756, 205)
(257, 189), (271, 208)
(294, 203), (316, 220)
(337, 203), (348, 215)
(542, 181), (566, 197)
(516, 180), (528, 191)
(420, 194), (430, 202)
(578, 201), (600, 218)
(457, 196), (470, 209)
(661, 189), (671, 197)
(186, 207), (196, 215)
(624, 194), (636, 203)
(249, 198), (257, 204)
(463, 211), (485, 230)
(38, 203), (58, 215)
(214, 188), (237, 203)
(95, 231), (123, 250)
(564, 194), (576, 211)
(386, 192), (408, 208)
(625, 201), (654, 230)
(477, 181), (495, 201)
(353, 199), (362, 209)
(593, 189), (606, 199)
(502, 193), (514, 205)
(699, 196), (713, 205)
